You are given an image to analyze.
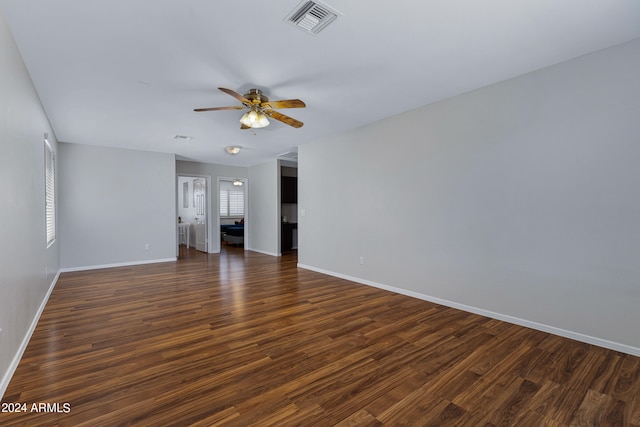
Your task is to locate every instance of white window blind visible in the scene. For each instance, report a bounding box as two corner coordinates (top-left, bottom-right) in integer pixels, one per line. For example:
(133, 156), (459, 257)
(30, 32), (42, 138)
(45, 139), (56, 247)
(219, 181), (244, 217)
(219, 190), (228, 216)
(228, 191), (244, 216)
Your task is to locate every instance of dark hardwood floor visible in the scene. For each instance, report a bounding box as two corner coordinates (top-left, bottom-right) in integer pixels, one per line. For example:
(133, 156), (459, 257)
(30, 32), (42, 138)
(2, 245), (640, 426)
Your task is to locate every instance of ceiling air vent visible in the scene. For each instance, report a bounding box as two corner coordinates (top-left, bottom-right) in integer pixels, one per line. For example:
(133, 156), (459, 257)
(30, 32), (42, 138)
(285, 1), (342, 35)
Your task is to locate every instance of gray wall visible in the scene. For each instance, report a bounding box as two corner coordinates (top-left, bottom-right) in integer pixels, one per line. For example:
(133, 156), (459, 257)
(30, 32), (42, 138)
(0, 12), (59, 396)
(298, 39), (640, 354)
(248, 159), (280, 256)
(59, 143), (176, 269)
(176, 160), (248, 182)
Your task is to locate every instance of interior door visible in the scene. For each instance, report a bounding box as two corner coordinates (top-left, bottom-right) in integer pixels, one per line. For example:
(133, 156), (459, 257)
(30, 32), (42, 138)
(195, 221), (206, 252)
(193, 178), (207, 252)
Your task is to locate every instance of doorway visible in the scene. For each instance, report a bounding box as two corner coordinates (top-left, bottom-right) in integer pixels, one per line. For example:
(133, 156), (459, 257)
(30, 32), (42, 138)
(217, 177), (248, 253)
(280, 163), (298, 254)
(177, 175), (209, 255)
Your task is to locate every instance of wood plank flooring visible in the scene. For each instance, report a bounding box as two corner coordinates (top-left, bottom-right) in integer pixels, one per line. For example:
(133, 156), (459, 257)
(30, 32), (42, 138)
(2, 246), (640, 426)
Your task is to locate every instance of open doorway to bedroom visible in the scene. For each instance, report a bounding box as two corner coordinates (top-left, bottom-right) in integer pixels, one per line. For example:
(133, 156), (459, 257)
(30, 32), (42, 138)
(218, 177), (247, 252)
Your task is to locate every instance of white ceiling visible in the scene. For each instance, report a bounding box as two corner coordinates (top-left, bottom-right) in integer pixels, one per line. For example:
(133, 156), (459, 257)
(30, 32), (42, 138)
(2, 0), (640, 167)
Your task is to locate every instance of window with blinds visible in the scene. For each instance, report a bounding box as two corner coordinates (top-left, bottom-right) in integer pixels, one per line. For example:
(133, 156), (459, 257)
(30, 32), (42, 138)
(228, 191), (244, 216)
(45, 139), (56, 247)
(220, 190), (244, 217)
(219, 181), (244, 217)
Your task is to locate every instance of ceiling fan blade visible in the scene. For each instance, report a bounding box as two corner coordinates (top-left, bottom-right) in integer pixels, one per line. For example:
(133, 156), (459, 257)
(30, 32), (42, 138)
(265, 110), (304, 128)
(218, 87), (251, 105)
(262, 99), (306, 109)
(194, 106), (245, 112)
(240, 124), (251, 129)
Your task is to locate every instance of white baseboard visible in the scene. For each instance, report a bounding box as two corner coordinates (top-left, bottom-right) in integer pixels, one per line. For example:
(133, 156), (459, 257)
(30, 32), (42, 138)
(0, 271), (60, 400)
(297, 263), (640, 357)
(247, 248), (281, 257)
(60, 257), (176, 273)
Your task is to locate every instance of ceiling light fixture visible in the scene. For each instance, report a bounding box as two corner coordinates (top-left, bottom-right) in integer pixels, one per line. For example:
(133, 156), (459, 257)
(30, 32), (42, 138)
(225, 146), (241, 155)
(233, 180), (243, 186)
(239, 107), (269, 128)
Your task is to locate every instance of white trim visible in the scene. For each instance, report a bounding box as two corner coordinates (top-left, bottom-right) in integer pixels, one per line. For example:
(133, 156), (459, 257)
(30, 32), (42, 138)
(297, 263), (640, 357)
(248, 248), (281, 257)
(1, 271), (60, 399)
(60, 258), (176, 273)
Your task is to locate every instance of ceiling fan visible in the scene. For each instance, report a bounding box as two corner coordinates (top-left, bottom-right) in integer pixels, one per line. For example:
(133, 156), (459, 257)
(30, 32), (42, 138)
(194, 87), (305, 129)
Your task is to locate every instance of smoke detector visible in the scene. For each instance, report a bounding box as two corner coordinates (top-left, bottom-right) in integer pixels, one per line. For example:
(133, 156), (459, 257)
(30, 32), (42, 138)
(285, 1), (342, 35)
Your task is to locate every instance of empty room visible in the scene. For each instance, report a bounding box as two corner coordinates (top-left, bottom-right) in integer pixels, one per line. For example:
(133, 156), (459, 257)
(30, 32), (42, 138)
(1, 1), (640, 425)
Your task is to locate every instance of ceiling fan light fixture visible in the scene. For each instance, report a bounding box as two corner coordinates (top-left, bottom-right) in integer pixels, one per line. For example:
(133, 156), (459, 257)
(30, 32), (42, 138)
(196, 87), (303, 129)
(239, 109), (270, 128)
(256, 112), (270, 127)
(225, 146), (241, 155)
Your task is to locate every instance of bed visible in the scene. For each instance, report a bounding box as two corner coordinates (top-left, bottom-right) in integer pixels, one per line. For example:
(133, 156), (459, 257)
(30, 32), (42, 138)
(221, 224), (244, 245)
